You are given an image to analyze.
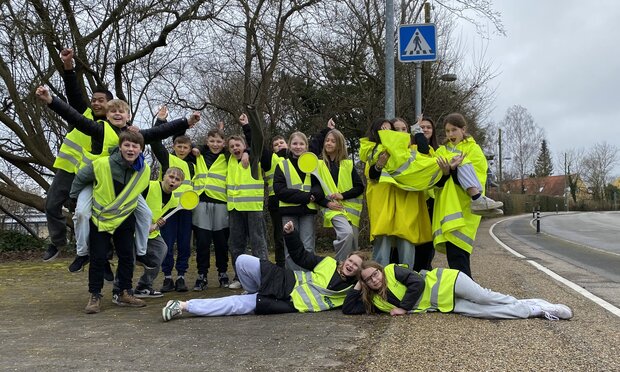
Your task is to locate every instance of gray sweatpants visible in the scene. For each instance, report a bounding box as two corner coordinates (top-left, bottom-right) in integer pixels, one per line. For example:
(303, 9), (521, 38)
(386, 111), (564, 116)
(456, 163), (483, 192)
(187, 255), (261, 316)
(229, 210), (268, 277)
(45, 169), (74, 247)
(282, 214), (315, 271)
(452, 273), (531, 319)
(136, 236), (168, 289)
(331, 215), (356, 262)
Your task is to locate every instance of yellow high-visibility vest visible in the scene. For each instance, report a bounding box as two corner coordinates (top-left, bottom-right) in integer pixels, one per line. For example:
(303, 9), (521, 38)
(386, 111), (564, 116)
(53, 108), (95, 173)
(433, 138), (487, 254)
(193, 153), (227, 201)
(168, 154), (193, 198)
(91, 157), (150, 233)
(277, 159), (317, 210)
(145, 180), (179, 238)
(226, 158), (264, 211)
(290, 257), (351, 312)
(371, 264), (458, 313)
(79, 121), (119, 169)
(316, 159), (363, 227)
(264, 153), (284, 197)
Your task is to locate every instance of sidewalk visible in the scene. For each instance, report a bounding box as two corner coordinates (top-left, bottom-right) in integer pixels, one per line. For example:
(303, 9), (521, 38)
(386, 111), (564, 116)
(0, 218), (618, 371)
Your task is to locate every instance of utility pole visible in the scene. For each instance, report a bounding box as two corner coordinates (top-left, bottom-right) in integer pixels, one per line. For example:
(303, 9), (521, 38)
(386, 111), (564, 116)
(498, 128), (503, 192)
(385, 0), (395, 119)
(564, 152), (569, 212)
(414, 3), (431, 118)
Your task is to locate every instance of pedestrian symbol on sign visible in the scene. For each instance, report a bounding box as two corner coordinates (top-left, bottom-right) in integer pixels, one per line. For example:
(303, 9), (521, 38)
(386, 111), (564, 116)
(404, 29), (433, 56)
(398, 24), (437, 62)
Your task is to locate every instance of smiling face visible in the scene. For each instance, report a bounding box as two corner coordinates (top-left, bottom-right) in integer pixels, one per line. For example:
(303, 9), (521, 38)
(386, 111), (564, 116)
(360, 266), (384, 291)
(106, 107), (130, 128)
(207, 134), (225, 154)
(289, 134), (308, 158)
(119, 140), (142, 164)
(420, 119), (434, 140)
(228, 138), (246, 160)
(323, 132), (337, 155)
(341, 254), (363, 278)
(91, 92), (109, 117)
(445, 122), (466, 145)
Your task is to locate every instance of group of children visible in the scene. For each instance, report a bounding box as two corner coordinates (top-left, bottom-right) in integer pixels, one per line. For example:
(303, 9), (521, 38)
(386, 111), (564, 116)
(38, 48), (524, 317)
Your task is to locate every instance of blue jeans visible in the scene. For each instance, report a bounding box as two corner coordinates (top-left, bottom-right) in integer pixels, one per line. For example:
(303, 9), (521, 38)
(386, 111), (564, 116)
(160, 209), (192, 276)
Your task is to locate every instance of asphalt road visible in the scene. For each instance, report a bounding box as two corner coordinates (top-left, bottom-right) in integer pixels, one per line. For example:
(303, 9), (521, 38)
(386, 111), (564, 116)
(493, 212), (620, 309)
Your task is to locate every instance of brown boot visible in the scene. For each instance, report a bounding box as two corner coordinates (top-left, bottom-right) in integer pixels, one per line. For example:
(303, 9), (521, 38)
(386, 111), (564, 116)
(113, 289), (146, 307)
(85, 293), (102, 314)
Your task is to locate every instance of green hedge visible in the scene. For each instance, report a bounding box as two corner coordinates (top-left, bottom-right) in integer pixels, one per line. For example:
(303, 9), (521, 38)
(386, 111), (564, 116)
(0, 230), (45, 252)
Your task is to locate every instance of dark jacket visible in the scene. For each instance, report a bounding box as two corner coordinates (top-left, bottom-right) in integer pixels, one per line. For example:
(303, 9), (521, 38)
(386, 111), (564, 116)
(342, 265), (425, 315)
(255, 229), (356, 314)
(273, 157), (324, 215)
(48, 97), (190, 155)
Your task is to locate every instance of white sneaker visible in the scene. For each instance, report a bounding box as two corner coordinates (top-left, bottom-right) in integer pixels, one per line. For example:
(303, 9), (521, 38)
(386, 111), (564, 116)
(539, 303), (573, 320)
(162, 300), (182, 322)
(228, 280), (242, 290)
(471, 195), (504, 213)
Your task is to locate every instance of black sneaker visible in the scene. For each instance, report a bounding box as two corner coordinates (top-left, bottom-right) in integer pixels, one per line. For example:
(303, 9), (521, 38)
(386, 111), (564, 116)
(104, 261), (114, 282)
(193, 277), (208, 291)
(68, 254), (89, 273)
(134, 286), (164, 298)
(42, 244), (59, 262)
(175, 277), (188, 292)
(218, 272), (230, 288)
(160, 278), (175, 293)
(135, 253), (158, 270)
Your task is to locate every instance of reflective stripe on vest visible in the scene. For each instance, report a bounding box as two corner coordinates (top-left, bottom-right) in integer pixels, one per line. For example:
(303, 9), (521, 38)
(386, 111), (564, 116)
(413, 268), (458, 313)
(226, 158), (264, 211)
(145, 180), (179, 238)
(278, 159), (317, 210)
(371, 264), (408, 312)
(264, 153), (283, 196)
(91, 157), (151, 232)
(80, 121), (119, 169)
(317, 160), (363, 227)
(290, 257), (351, 312)
(193, 153), (227, 201)
(168, 154), (193, 198)
(53, 108), (95, 173)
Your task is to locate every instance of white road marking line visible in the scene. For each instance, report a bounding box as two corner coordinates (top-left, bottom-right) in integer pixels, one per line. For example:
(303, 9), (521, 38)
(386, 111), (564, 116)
(489, 217), (620, 318)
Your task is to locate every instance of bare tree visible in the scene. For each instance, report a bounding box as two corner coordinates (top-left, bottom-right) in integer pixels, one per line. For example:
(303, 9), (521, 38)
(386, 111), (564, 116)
(501, 105), (543, 193)
(581, 142), (619, 200)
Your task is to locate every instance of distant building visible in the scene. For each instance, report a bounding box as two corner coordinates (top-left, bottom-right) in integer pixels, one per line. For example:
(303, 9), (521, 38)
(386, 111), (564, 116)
(501, 174), (590, 201)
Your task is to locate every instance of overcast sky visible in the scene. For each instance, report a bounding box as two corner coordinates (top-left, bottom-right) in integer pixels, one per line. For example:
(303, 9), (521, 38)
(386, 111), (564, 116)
(457, 0), (620, 178)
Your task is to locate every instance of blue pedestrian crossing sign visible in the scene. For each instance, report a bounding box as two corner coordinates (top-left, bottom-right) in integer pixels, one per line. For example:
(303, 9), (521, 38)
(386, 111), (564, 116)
(398, 24), (437, 62)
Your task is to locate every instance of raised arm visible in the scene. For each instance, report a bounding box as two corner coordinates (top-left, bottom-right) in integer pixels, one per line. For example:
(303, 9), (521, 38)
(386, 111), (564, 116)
(36, 86), (104, 139)
(60, 48), (89, 114)
(283, 221), (323, 270)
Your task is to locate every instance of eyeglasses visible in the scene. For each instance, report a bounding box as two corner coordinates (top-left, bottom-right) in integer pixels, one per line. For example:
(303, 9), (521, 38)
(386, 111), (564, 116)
(362, 269), (380, 284)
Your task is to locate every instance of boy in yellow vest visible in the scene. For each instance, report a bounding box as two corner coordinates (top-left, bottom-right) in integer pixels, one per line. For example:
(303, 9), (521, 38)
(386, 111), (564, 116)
(68, 131), (151, 314)
(43, 48), (111, 262)
(131, 167), (185, 298)
(151, 106), (199, 292)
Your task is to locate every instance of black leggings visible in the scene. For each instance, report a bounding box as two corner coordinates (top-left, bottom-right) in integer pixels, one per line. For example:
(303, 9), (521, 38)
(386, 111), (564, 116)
(445, 241), (472, 278)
